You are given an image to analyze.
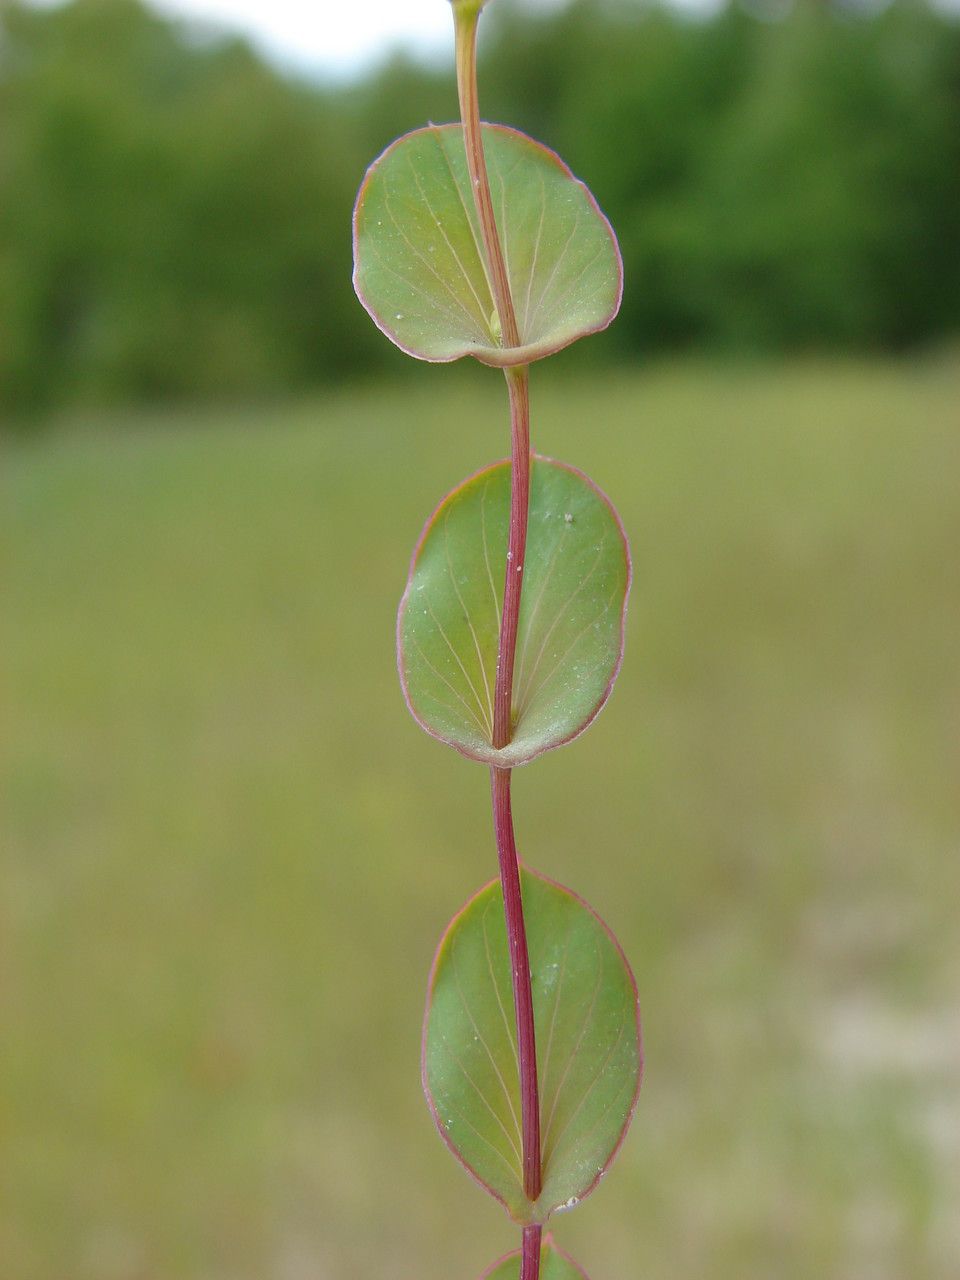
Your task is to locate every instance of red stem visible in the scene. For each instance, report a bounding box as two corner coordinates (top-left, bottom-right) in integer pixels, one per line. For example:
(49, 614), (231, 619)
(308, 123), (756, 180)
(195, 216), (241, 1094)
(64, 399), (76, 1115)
(522, 1225), (543, 1280)
(452, 0), (542, 1251)
(454, 3), (521, 351)
(490, 369), (541, 1252)
(490, 767), (541, 1206)
(493, 365), (530, 750)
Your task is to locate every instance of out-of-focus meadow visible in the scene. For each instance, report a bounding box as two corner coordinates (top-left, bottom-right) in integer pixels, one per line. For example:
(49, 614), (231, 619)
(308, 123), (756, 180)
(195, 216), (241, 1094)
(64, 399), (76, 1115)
(5, 362), (960, 1278)
(3, 0), (960, 1278)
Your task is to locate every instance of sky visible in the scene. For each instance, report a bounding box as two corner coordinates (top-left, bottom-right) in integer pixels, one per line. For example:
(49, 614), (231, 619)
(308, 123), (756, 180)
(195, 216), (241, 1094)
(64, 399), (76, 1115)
(148, 0), (725, 79)
(150, 0), (514, 77)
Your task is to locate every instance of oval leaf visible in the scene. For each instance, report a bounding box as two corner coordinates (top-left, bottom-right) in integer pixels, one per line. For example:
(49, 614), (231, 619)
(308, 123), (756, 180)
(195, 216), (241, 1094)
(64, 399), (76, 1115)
(398, 456), (630, 768)
(423, 869), (642, 1224)
(481, 1237), (588, 1280)
(353, 124), (622, 366)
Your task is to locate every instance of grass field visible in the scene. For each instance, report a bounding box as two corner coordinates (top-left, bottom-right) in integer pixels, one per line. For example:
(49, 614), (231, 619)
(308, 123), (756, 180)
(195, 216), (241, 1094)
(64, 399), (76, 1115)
(4, 360), (960, 1280)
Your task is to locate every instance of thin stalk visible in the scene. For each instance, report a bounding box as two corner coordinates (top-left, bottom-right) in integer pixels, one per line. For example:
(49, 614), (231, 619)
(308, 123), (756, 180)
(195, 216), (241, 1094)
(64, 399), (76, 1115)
(453, 2), (521, 351)
(522, 1225), (543, 1278)
(490, 766), (541, 1205)
(452, 4), (541, 1269)
(490, 366), (541, 1275)
(494, 364), (530, 750)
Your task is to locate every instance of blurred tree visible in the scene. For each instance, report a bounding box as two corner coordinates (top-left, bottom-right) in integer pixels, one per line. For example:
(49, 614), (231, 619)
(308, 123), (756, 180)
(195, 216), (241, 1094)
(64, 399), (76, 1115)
(0, 0), (383, 414)
(483, 0), (960, 355)
(1, 0), (958, 420)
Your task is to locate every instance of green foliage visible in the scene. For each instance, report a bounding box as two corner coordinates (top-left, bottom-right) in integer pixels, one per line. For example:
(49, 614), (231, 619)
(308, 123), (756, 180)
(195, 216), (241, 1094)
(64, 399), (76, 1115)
(423, 869), (641, 1224)
(0, 0), (380, 415)
(398, 456), (630, 767)
(354, 124), (621, 365)
(486, 0), (960, 356)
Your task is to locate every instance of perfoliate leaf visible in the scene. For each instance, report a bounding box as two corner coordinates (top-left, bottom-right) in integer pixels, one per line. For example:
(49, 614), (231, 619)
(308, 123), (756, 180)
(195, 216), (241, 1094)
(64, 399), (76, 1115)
(398, 456), (630, 768)
(481, 1237), (588, 1280)
(353, 124), (622, 366)
(423, 869), (642, 1224)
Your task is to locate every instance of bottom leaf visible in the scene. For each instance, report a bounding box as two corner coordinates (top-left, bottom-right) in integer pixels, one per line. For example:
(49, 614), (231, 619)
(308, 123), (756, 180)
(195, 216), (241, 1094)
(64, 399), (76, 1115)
(423, 867), (642, 1223)
(481, 1236), (588, 1279)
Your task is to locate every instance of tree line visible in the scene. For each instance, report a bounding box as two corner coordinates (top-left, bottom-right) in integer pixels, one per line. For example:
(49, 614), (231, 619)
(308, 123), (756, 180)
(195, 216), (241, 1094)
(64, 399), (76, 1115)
(2, 0), (958, 418)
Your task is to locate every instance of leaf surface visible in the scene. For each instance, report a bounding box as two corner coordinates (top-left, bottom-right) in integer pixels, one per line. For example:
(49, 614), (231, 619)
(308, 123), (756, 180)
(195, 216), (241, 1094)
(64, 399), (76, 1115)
(398, 456), (630, 768)
(481, 1237), (588, 1280)
(423, 869), (642, 1224)
(353, 124), (621, 365)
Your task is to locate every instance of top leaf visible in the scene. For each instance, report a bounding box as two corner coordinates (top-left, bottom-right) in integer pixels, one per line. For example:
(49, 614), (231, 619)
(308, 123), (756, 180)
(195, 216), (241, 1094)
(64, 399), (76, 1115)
(352, 124), (622, 366)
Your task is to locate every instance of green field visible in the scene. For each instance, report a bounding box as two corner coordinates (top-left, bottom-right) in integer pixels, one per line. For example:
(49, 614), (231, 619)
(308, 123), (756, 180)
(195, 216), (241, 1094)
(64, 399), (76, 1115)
(4, 361), (960, 1279)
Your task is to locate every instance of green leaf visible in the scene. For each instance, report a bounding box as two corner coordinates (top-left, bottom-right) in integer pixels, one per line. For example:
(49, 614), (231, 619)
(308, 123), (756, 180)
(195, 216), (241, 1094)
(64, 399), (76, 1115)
(481, 1237), (588, 1280)
(398, 456), (630, 768)
(353, 124), (621, 366)
(423, 868), (642, 1224)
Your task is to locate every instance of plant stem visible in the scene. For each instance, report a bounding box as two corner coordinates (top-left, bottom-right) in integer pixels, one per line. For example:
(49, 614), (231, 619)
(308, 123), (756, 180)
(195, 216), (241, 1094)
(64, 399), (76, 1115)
(494, 363), (530, 750)
(522, 1225), (543, 1278)
(453, 1), (521, 351)
(491, 766), (541, 1206)
(490, 366), (540, 1274)
(453, 5), (541, 1267)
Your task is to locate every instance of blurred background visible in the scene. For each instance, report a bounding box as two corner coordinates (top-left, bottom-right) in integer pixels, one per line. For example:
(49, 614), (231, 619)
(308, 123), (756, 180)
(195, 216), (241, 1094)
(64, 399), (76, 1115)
(3, 1), (959, 1277)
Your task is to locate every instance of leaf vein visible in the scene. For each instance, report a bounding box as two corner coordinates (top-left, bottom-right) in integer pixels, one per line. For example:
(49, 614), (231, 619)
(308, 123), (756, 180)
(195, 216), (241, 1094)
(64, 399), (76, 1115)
(443, 507), (494, 735)
(520, 582), (620, 722)
(409, 155), (491, 324)
(384, 186), (485, 334)
(425, 599), (493, 740)
(480, 897), (522, 1124)
(516, 534), (608, 714)
(480, 475), (503, 637)
(429, 128), (496, 308)
(544, 1014), (629, 1167)
(536, 907), (578, 1107)
(530, 212), (581, 334)
(540, 935), (605, 1148)
(451, 933), (524, 1162)
(410, 635), (488, 738)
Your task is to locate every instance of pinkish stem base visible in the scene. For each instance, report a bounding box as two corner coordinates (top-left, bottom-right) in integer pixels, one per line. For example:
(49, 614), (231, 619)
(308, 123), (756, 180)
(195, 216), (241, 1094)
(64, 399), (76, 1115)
(521, 1224), (543, 1280)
